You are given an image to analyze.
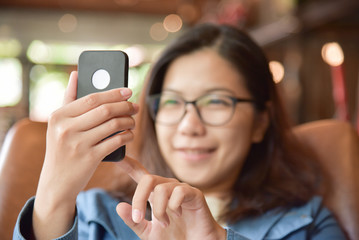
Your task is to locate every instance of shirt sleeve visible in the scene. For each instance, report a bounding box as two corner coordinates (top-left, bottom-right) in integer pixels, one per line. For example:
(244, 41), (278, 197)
(13, 197), (78, 240)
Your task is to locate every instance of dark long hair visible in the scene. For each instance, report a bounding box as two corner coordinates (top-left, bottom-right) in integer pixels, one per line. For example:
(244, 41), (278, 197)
(133, 23), (320, 222)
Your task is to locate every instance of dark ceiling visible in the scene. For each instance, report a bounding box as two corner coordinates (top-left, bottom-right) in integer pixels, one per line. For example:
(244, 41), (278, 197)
(1, 0), (358, 45)
(0, 0), (208, 23)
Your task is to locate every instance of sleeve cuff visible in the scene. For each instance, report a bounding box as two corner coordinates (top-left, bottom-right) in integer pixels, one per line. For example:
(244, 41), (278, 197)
(13, 197), (78, 240)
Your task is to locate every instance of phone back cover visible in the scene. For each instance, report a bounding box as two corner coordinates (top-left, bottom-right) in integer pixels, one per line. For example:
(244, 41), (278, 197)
(77, 51), (128, 161)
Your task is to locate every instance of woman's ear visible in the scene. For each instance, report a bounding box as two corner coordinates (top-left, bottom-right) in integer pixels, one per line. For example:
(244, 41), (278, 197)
(251, 105), (270, 143)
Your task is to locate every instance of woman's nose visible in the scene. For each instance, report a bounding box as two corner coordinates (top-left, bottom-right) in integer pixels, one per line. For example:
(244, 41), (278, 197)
(177, 104), (206, 136)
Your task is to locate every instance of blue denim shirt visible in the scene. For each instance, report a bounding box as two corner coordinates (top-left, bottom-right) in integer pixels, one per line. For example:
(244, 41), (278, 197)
(13, 189), (346, 240)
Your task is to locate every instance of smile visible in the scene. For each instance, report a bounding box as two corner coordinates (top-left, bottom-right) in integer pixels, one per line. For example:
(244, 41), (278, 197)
(180, 148), (214, 153)
(176, 147), (216, 162)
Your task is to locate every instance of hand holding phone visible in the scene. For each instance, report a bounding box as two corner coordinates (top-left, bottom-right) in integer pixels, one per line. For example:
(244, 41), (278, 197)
(77, 50), (129, 161)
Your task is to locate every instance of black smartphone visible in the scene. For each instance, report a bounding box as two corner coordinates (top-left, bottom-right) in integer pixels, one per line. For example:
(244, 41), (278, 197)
(77, 50), (129, 162)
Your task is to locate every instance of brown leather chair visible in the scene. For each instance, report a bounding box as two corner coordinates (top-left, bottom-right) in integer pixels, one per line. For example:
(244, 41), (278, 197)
(0, 118), (358, 239)
(294, 119), (359, 240)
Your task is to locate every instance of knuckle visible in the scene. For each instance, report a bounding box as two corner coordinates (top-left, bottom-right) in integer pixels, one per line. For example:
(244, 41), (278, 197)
(98, 105), (111, 118)
(108, 118), (120, 130)
(56, 125), (72, 143)
(48, 110), (61, 125)
(128, 117), (136, 128)
(120, 117), (135, 130)
(84, 95), (97, 108)
(121, 130), (134, 141)
(191, 186), (204, 198)
(154, 184), (166, 194)
(111, 117), (133, 130)
(126, 130), (134, 139)
(168, 178), (179, 183)
(168, 201), (178, 212)
(153, 206), (166, 217)
(174, 185), (186, 195)
(141, 174), (156, 187)
(70, 141), (82, 152)
(113, 134), (125, 147)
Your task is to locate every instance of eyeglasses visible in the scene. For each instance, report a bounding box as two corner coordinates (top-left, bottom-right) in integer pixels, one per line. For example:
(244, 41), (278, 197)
(147, 92), (254, 126)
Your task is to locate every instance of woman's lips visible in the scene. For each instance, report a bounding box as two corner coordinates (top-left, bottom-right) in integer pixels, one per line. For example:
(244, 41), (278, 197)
(175, 147), (216, 163)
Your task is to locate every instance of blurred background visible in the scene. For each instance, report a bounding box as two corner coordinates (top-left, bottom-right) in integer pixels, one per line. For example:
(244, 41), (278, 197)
(0, 0), (358, 148)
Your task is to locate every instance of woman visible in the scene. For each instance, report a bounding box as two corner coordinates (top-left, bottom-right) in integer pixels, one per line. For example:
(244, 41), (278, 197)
(14, 24), (345, 239)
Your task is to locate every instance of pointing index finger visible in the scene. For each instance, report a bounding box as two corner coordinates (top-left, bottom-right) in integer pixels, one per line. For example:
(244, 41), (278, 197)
(118, 156), (149, 183)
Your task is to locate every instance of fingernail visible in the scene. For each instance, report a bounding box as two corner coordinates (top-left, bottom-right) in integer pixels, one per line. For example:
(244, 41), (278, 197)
(132, 209), (142, 223)
(120, 88), (131, 98)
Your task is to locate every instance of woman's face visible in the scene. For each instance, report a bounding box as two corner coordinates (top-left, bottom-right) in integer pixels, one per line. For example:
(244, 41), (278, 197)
(155, 48), (268, 196)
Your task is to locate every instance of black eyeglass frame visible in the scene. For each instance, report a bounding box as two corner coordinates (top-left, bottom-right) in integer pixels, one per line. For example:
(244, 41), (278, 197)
(147, 92), (255, 126)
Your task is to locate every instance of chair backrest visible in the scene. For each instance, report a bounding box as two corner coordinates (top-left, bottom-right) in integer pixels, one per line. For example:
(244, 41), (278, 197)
(293, 119), (359, 240)
(0, 118), (133, 240)
(0, 118), (358, 239)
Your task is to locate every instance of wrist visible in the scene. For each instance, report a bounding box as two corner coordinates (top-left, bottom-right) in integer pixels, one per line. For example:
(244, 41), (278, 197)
(33, 196), (76, 240)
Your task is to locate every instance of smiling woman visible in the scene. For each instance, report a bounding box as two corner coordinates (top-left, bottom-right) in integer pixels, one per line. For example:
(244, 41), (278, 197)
(151, 49), (265, 192)
(13, 23), (346, 240)
(132, 23), (347, 239)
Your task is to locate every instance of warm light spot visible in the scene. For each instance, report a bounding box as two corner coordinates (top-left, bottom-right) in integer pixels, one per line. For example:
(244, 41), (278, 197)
(124, 45), (145, 67)
(30, 72), (68, 121)
(269, 61), (285, 84)
(163, 14), (183, 33)
(30, 65), (47, 81)
(58, 14), (78, 33)
(321, 42), (344, 67)
(150, 23), (168, 41)
(27, 40), (51, 64)
(0, 39), (22, 57)
(0, 58), (22, 106)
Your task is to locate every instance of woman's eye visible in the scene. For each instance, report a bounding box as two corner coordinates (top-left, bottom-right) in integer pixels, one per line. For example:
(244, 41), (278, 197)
(161, 99), (179, 106)
(205, 98), (231, 106)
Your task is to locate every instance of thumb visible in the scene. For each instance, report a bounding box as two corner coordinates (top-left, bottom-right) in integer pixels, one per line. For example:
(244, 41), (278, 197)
(63, 71), (78, 105)
(116, 202), (149, 237)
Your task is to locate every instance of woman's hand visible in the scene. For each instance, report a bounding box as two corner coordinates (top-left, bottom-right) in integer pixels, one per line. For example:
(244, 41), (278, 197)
(33, 71), (138, 239)
(117, 157), (227, 240)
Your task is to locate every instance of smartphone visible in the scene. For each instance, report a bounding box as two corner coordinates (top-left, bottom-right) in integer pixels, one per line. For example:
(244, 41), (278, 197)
(77, 50), (129, 161)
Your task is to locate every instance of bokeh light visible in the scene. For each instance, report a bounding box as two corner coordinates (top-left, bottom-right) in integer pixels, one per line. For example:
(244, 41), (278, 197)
(58, 14), (78, 33)
(163, 14), (183, 33)
(150, 22), (168, 41)
(0, 39), (22, 57)
(27, 40), (51, 64)
(269, 61), (285, 84)
(321, 42), (344, 67)
(0, 58), (22, 106)
(124, 45), (146, 67)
